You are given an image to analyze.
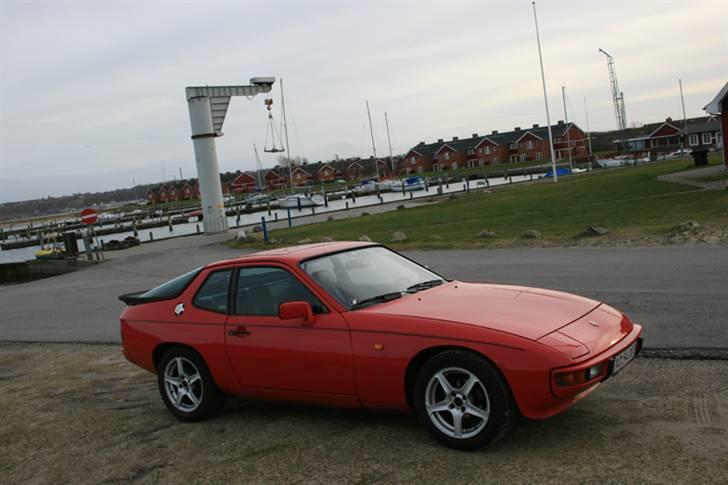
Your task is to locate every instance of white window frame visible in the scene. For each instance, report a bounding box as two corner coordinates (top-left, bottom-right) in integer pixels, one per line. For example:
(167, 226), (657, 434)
(702, 133), (712, 145)
(485, 146), (491, 154)
(443, 152), (450, 160)
(689, 134), (699, 146)
(526, 140), (533, 149)
(536, 152), (543, 161)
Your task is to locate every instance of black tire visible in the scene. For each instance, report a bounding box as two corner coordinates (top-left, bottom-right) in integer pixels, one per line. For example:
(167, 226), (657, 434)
(157, 346), (225, 421)
(413, 349), (515, 450)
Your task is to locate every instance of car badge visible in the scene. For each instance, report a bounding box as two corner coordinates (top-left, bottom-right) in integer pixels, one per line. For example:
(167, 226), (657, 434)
(588, 320), (600, 327)
(174, 303), (185, 316)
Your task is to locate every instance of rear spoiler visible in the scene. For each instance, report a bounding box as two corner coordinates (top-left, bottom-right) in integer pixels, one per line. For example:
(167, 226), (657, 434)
(118, 291), (151, 306)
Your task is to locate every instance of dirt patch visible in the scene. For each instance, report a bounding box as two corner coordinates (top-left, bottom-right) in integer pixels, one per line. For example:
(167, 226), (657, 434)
(1, 343), (727, 483)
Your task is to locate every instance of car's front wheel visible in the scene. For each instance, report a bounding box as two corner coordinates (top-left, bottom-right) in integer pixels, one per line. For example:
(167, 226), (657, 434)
(157, 346), (225, 421)
(413, 350), (515, 450)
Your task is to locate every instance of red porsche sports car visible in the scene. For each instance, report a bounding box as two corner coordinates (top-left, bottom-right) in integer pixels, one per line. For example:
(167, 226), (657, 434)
(119, 242), (642, 449)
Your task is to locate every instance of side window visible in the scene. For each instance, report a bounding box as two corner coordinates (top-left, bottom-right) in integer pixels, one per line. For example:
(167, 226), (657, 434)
(235, 267), (326, 316)
(193, 269), (232, 313)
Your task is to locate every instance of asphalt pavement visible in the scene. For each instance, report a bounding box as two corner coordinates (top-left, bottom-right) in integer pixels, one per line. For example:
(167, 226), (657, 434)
(0, 233), (726, 348)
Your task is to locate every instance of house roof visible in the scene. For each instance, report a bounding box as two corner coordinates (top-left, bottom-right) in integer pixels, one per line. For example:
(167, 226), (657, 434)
(704, 81), (728, 114)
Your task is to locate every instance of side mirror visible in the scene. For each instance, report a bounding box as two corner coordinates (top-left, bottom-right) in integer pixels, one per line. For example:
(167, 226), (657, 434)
(279, 301), (314, 326)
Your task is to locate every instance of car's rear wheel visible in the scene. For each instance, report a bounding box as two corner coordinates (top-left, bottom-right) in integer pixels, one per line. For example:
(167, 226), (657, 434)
(157, 346), (225, 421)
(413, 350), (514, 450)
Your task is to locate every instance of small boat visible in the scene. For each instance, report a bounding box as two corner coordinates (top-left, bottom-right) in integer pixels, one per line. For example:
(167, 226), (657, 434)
(380, 179), (403, 192)
(403, 176), (425, 191)
(354, 178), (380, 195)
(277, 194), (324, 209)
(187, 209), (203, 223)
(35, 246), (65, 260)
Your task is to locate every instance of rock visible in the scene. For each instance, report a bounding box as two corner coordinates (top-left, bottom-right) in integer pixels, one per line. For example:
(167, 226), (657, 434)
(397, 204), (406, 210)
(522, 229), (541, 239)
(252, 224), (263, 233)
(674, 220), (701, 233)
(358, 235), (371, 242)
(361, 212), (370, 217)
(320, 236), (334, 242)
(430, 235), (444, 240)
(327, 216), (335, 222)
(477, 230), (497, 238)
(235, 230), (248, 241)
(297, 238), (313, 244)
(584, 224), (610, 236)
(391, 231), (408, 242)
(448, 193), (459, 200)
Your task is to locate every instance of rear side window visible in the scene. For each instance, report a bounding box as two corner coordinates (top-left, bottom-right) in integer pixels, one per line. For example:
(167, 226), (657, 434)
(141, 267), (202, 300)
(193, 269), (233, 313)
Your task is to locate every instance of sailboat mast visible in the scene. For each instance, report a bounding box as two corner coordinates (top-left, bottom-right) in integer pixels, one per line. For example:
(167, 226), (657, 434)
(583, 97), (593, 165)
(562, 85), (573, 169)
(679, 79), (688, 152)
(365, 100), (380, 179)
(253, 144), (264, 190)
(385, 111), (394, 174)
(280, 78), (294, 193)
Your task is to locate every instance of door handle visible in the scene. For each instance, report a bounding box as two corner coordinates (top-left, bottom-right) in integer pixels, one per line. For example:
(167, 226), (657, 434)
(228, 327), (251, 337)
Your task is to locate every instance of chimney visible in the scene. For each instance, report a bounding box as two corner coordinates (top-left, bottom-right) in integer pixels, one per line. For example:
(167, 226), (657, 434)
(437, 138), (444, 143)
(491, 130), (498, 135)
(472, 133), (479, 138)
(452, 136), (459, 141)
(532, 124), (539, 129)
(514, 127), (521, 132)
(666, 117), (673, 122)
(418, 141), (425, 146)
(557, 120), (564, 125)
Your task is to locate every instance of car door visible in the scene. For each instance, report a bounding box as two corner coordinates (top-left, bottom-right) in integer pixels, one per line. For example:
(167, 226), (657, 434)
(224, 264), (356, 396)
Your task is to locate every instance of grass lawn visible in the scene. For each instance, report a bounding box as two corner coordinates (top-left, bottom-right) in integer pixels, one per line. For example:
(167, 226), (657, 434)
(230, 156), (728, 250)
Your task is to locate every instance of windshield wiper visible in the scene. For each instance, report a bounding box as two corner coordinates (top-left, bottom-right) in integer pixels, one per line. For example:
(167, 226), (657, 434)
(406, 279), (444, 293)
(350, 292), (403, 310)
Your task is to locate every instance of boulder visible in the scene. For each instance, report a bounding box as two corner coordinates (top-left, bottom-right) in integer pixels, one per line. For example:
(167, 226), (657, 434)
(584, 224), (610, 236)
(297, 238), (313, 244)
(674, 220), (701, 233)
(235, 230), (248, 241)
(361, 212), (370, 217)
(320, 236), (334, 242)
(391, 231), (408, 242)
(477, 230), (497, 238)
(327, 216), (335, 222)
(358, 235), (371, 242)
(396, 205), (406, 210)
(522, 229), (541, 239)
(252, 224), (263, 233)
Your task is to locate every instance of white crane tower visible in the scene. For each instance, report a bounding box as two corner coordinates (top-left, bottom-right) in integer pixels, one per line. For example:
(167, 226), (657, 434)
(598, 49), (627, 132)
(186, 77), (275, 234)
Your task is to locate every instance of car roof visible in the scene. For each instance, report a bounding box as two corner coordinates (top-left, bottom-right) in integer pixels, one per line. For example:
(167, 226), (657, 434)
(206, 241), (378, 269)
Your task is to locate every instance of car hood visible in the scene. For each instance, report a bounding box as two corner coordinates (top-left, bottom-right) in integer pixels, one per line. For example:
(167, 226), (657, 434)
(365, 282), (601, 341)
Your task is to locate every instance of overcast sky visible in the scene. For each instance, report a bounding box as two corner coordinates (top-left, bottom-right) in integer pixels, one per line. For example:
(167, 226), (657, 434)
(1, 0), (726, 203)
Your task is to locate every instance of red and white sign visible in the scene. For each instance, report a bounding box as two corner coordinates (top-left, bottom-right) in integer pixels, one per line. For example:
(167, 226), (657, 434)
(80, 208), (97, 225)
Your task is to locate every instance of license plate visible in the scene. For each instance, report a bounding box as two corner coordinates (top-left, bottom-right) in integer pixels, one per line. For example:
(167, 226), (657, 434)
(612, 341), (638, 375)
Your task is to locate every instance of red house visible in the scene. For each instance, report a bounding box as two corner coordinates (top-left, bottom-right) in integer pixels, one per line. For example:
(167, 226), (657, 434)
(264, 169), (285, 190)
(290, 166), (312, 186)
(230, 172), (258, 193)
(704, 82), (728, 169)
(317, 163), (337, 183)
(145, 188), (160, 205)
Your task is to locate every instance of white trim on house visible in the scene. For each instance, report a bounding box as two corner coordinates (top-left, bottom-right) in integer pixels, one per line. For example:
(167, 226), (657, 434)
(434, 143), (458, 156)
(689, 134), (699, 146)
(513, 131), (543, 144)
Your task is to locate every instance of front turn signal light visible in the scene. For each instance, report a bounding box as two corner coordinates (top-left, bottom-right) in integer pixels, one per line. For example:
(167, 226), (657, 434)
(555, 363), (606, 387)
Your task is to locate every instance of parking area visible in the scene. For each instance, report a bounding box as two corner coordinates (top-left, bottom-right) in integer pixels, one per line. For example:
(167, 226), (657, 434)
(1, 343), (726, 484)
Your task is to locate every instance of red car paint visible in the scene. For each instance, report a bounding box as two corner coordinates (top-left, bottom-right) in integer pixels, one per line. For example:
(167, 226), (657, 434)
(120, 242), (642, 419)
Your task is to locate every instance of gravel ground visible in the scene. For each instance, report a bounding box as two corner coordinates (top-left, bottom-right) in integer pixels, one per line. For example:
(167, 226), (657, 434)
(1, 344), (727, 484)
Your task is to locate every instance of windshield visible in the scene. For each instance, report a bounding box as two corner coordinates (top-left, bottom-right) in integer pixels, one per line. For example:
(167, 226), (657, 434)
(301, 247), (444, 309)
